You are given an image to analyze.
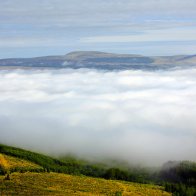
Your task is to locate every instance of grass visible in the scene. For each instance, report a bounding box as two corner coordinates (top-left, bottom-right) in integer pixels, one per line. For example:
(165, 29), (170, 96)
(0, 144), (172, 195)
(0, 144), (65, 169)
(0, 172), (171, 196)
(0, 144), (105, 176)
(0, 153), (43, 171)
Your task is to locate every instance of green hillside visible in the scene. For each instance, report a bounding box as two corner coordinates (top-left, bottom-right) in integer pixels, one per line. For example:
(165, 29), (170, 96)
(0, 144), (195, 195)
(0, 153), (42, 171)
(0, 172), (171, 195)
(0, 144), (105, 177)
(0, 144), (171, 195)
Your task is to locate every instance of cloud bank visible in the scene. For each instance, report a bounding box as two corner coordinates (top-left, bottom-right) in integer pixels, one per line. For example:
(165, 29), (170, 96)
(0, 68), (196, 166)
(1, 0), (196, 25)
(81, 28), (196, 43)
(1, 0), (196, 57)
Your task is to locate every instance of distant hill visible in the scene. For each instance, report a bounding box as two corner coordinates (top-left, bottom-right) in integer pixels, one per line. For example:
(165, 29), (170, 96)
(0, 51), (196, 70)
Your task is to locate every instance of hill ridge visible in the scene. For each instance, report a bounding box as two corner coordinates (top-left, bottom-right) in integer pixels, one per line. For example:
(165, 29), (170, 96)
(0, 51), (196, 70)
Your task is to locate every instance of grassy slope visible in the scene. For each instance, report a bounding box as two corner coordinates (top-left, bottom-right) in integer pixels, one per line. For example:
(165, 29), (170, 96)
(0, 144), (105, 176)
(0, 172), (171, 196)
(0, 153), (42, 171)
(0, 144), (65, 169)
(0, 144), (171, 195)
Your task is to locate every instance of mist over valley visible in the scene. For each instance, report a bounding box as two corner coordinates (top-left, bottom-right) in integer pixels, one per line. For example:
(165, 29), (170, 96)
(0, 66), (196, 166)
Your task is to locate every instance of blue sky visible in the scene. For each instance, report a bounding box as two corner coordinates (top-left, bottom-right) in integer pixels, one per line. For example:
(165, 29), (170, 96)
(0, 0), (196, 58)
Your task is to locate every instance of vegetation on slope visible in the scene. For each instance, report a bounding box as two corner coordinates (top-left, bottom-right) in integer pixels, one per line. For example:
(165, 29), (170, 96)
(0, 144), (196, 195)
(0, 172), (171, 196)
(160, 161), (196, 195)
(0, 144), (105, 177)
(0, 144), (158, 183)
(0, 153), (43, 174)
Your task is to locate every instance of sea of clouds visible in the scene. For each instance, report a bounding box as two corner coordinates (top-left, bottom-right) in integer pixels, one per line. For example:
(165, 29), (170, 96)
(0, 68), (196, 166)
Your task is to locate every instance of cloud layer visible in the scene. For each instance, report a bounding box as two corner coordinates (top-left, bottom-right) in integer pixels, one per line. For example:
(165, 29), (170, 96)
(1, 0), (196, 25)
(0, 0), (196, 57)
(0, 68), (196, 166)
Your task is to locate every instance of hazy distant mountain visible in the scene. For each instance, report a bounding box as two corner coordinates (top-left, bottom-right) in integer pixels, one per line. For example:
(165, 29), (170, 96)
(0, 51), (196, 70)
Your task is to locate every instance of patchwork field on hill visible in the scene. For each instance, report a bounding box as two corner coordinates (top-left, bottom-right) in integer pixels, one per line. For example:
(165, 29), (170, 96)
(0, 150), (171, 195)
(0, 172), (171, 196)
(1, 144), (195, 195)
(0, 153), (43, 171)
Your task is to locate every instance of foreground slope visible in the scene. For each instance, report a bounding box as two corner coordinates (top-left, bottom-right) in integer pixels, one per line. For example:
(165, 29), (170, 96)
(0, 144), (105, 177)
(0, 153), (42, 172)
(0, 172), (170, 196)
(1, 144), (196, 195)
(0, 144), (171, 195)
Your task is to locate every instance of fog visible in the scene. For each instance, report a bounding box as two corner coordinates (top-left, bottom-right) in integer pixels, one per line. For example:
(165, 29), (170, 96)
(0, 68), (196, 166)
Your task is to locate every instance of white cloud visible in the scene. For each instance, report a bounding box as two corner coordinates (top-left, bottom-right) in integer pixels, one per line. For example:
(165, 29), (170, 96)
(1, 0), (196, 26)
(81, 28), (196, 43)
(0, 68), (196, 166)
(1, 0), (196, 57)
(0, 37), (72, 48)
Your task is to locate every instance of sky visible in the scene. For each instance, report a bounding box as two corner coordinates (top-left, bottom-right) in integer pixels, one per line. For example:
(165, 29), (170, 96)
(0, 0), (196, 58)
(0, 68), (196, 166)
